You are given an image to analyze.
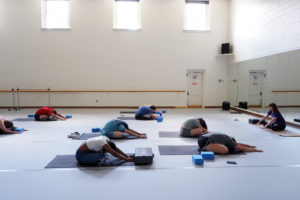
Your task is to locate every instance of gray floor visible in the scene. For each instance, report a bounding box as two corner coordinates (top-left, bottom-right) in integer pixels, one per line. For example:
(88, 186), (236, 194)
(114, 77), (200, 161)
(1, 108), (300, 200)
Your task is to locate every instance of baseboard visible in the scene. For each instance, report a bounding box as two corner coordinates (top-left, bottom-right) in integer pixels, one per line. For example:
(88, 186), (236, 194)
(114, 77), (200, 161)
(205, 106), (222, 108)
(187, 105), (202, 108)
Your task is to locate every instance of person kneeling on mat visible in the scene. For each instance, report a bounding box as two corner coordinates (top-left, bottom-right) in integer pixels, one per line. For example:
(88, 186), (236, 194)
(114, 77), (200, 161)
(0, 117), (27, 134)
(198, 133), (263, 154)
(256, 103), (286, 131)
(101, 119), (147, 139)
(35, 107), (67, 121)
(135, 105), (157, 120)
(76, 136), (133, 165)
(180, 117), (208, 138)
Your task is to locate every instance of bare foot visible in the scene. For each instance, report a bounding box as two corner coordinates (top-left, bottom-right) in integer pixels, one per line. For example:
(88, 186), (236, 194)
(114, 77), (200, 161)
(256, 149), (263, 152)
(139, 135), (147, 139)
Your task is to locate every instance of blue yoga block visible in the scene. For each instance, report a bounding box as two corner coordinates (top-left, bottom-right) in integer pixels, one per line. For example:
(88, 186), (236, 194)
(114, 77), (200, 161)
(15, 128), (24, 132)
(66, 115), (72, 119)
(157, 117), (163, 123)
(92, 128), (101, 132)
(28, 114), (35, 118)
(192, 155), (204, 165)
(162, 110), (167, 113)
(201, 151), (215, 160)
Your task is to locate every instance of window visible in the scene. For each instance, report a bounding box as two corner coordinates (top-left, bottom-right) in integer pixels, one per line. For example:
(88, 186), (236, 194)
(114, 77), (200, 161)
(42, 0), (70, 29)
(184, 0), (210, 31)
(114, 0), (140, 30)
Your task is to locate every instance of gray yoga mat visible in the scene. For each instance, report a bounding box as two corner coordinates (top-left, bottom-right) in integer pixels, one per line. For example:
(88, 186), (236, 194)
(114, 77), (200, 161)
(159, 131), (180, 138)
(12, 118), (57, 122)
(72, 133), (138, 140)
(117, 116), (136, 120)
(158, 145), (244, 155)
(120, 111), (136, 114)
(12, 118), (35, 122)
(45, 154), (135, 168)
(158, 145), (199, 155)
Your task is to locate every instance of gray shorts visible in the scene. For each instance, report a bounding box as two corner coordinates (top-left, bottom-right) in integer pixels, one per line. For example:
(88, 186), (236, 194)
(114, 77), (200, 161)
(180, 128), (192, 137)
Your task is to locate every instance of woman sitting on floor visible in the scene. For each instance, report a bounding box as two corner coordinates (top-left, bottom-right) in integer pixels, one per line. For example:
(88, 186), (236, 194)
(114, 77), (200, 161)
(180, 117), (208, 138)
(0, 117), (26, 134)
(256, 103), (286, 131)
(101, 119), (147, 139)
(76, 136), (133, 165)
(198, 132), (263, 154)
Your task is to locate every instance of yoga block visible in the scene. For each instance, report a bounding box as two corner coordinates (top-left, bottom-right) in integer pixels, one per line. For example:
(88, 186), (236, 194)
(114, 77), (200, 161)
(155, 112), (162, 116)
(201, 151), (215, 160)
(192, 155), (204, 165)
(162, 110), (167, 113)
(28, 114), (35, 118)
(239, 101), (248, 109)
(66, 115), (72, 119)
(157, 117), (163, 123)
(249, 118), (260, 124)
(92, 128), (101, 132)
(134, 147), (154, 165)
(222, 101), (230, 110)
(15, 128), (24, 132)
(294, 119), (300, 123)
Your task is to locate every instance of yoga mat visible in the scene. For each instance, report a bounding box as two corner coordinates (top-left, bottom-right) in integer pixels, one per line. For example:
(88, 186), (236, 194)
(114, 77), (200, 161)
(12, 118), (34, 122)
(72, 133), (138, 140)
(158, 145), (199, 155)
(158, 145), (244, 155)
(120, 111), (136, 114)
(254, 124), (300, 137)
(45, 154), (135, 168)
(267, 129), (300, 137)
(117, 116), (136, 120)
(12, 118), (57, 122)
(159, 131), (180, 138)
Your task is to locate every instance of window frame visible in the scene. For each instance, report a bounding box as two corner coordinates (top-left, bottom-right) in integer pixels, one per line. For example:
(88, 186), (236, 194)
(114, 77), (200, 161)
(41, 0), (71, 30)
(183, 0), (211, 32)
(113, 0), (142, 31)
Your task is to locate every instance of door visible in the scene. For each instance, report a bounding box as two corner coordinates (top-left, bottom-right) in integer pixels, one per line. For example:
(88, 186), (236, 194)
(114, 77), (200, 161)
(249, 72), (264, 107)
(187, 71), (203, 108)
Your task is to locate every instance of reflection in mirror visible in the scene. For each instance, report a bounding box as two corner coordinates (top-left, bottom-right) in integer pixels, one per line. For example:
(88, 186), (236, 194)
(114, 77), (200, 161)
(228, 49), (300, 124)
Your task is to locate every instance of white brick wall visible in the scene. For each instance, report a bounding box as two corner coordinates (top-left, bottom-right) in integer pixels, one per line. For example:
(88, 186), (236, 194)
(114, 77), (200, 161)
(230, 0), (300, 62)
(0, 0), (230, 107)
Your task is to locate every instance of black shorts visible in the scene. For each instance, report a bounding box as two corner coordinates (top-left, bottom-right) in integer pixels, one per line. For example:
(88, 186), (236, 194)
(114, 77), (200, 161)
(135, 115), (153, 120)
(262, 121), (286, 131)
(198, 136), (209, 151)
(34, 114), (41, 121)
(270, 123), (286, 131)
(198, 136), (238, 153)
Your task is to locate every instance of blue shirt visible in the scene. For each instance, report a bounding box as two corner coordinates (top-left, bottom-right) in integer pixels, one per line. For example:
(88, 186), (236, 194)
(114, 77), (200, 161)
(136, 106), (152, 116)
(101, 119), (129, 135)
(268, 111), (286, 127)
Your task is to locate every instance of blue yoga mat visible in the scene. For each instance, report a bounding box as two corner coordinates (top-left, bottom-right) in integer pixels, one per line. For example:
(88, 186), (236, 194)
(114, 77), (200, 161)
(45, 154), (134, 168)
